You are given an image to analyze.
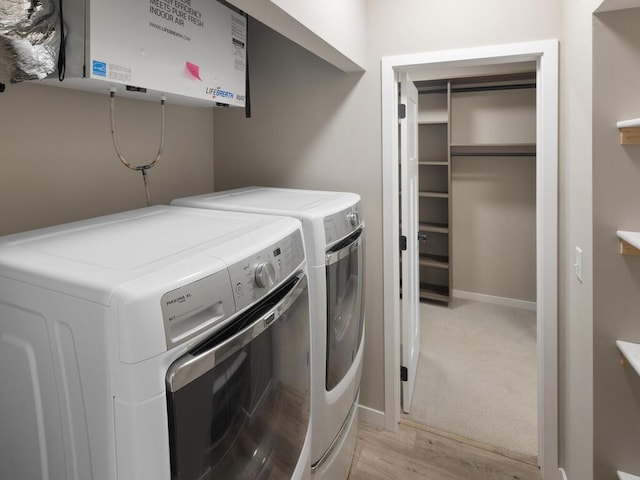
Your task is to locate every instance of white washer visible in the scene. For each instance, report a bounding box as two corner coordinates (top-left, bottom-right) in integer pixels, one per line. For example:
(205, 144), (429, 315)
(172, 187), (365, 480)
(0, 205), (311, 480)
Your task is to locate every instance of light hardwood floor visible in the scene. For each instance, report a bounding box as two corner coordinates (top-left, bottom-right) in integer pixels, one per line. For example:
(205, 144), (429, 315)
(348, 420), (541, 480)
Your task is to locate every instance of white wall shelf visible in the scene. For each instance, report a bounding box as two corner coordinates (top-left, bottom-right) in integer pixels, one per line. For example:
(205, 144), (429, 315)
(419, 161), (448, 166)
(419, 283), (449, 303)
(418, 113), (448, 125)
(618, 471), (640, 480)
(617, 341), (640, 376)
(419, 191), (449, 199)
(596, 0), (640, 13)
(419, 221), (449, 234)
(617, 118), (640, 144)
(617, 231), (640, 255)
(419, 253), (449, 270)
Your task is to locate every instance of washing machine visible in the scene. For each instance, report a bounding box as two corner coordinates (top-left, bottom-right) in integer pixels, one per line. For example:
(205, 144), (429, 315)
(172, 187), (365, 480)
(0, 205), (311, 480)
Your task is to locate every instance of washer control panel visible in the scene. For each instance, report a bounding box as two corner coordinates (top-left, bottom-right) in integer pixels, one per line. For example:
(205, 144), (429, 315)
(228, 228), (305, 311)
(324, 202), (362, 246)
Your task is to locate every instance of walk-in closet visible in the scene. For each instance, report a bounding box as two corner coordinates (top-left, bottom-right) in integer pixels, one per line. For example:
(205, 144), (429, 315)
(407, 70), (539, 463)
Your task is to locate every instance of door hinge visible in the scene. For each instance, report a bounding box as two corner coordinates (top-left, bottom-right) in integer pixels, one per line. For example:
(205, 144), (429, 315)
(398, 103), (406, 119)
(400, 235), (407, 251)
(400, 366), (408, 382)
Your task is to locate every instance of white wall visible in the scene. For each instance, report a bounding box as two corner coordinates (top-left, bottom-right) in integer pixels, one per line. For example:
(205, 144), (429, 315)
(227, 0), (366, 71)
(0, 83), (214, 236)
(270, 0), (367, 67)
(213, 0), (562, 416)
(365, 0), (560, 55)
(559, 0), (597, 479)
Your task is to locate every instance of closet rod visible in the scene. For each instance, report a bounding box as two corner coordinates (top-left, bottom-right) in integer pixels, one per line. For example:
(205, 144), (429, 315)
(418, 83), (535, 95)
(450, 152), (536, 157)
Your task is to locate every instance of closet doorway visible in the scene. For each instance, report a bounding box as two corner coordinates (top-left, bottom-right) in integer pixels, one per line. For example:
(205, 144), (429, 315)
(409, 71), (538, 462)
(381, 40), (560, 480)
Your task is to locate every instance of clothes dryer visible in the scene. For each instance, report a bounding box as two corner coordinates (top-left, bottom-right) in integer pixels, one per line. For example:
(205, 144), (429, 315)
(0, 205), (311, 480)
(172, 187), (364, 480)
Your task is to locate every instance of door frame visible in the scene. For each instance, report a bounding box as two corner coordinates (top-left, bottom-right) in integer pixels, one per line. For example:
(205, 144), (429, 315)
(398, 72), (420, 414)
(381, 40), (560, 479)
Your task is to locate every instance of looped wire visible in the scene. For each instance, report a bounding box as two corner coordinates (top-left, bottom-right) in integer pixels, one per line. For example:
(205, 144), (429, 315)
(109, 88), (166, 206)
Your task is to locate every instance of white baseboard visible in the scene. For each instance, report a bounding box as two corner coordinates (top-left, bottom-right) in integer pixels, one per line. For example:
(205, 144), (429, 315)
(452, 289), (537, 312)
(357, 404), (385, 428)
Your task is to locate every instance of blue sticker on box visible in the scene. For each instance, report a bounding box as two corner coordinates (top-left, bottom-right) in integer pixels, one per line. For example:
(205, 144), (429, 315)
(92, 60), (107, 77)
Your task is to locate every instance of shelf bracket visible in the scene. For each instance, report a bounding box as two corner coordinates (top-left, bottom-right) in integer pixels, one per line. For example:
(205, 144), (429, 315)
(617, 231), (640, 255)
(620, 127), (640, 145)
(620, 239), (640, 256)
(616, 119), (640, 144)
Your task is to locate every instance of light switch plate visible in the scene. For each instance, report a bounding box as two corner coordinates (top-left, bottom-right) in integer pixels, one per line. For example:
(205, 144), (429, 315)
(575, 246), (583, 283)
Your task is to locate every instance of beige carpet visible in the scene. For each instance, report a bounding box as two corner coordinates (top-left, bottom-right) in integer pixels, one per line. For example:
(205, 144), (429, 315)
(404, 298), (538, 461)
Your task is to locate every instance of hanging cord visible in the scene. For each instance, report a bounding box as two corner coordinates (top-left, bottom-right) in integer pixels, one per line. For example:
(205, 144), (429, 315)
(57, 0), (66, 80)
(109, 88), (166, 206)
(244, 15), (251, 118)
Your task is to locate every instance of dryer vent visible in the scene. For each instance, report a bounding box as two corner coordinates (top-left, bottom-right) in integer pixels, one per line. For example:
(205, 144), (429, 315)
(0, 0), (60, 85)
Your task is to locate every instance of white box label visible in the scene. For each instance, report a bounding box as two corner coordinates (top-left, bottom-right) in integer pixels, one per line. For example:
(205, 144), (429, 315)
(88, 0), (246, 106)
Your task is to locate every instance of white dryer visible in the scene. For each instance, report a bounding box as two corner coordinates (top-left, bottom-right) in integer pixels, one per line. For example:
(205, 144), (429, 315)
(172, 187), (365, 480)
(0, 205), (311, 480)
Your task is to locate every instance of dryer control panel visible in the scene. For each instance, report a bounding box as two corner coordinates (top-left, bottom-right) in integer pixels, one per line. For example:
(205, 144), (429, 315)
(228, 229), (305, 312)
(324, 202), (363, 247)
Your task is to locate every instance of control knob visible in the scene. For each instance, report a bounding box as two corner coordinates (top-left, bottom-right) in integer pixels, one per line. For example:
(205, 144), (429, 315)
(347, 212), (360, 228)
(255, 262), (277, 289)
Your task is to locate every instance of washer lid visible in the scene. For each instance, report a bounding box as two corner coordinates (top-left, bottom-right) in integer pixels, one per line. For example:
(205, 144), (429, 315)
(207, 187), (332, 210)
(0, 206), (294, 304)
(172, 186), (360, 220)
(16, 207), (259, 270)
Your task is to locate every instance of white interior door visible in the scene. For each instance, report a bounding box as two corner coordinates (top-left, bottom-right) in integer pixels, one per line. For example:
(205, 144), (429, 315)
(400, 73), (420, 414)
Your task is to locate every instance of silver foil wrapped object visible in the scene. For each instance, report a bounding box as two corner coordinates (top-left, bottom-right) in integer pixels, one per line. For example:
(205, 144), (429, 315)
(0, 0), (60, 84)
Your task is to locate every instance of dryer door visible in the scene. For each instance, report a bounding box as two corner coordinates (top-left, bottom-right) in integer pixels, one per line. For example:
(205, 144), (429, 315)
(166, 273), (310, 480)
(325, 229), (364, 391)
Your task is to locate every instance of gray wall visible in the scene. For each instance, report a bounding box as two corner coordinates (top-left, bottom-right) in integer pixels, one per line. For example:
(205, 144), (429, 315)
(213, 0), (562, 416)
(451, 89), (536, 302)
(0, 83), (214, 236)
(212, 20), (383, 408)
(452, 156), (536, 302)
(593, 9), (640, 479)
